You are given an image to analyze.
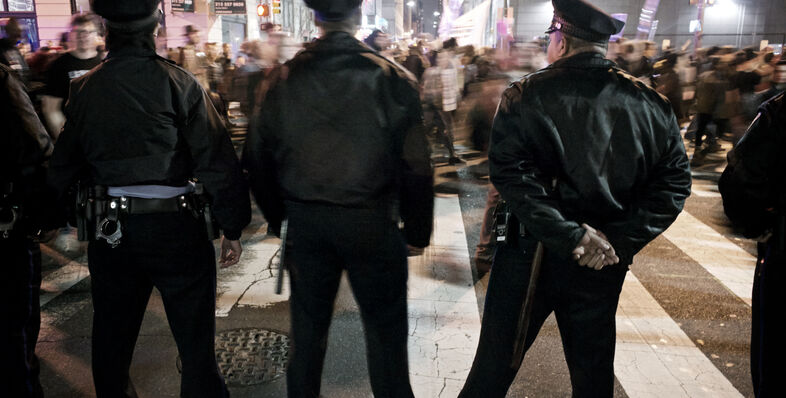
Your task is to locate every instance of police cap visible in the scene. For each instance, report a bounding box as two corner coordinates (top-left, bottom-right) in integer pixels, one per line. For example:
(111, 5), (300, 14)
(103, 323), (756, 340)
(546, 0), (625, 43)
(305, 0), (362, 22)
(90, 0), (160, 22)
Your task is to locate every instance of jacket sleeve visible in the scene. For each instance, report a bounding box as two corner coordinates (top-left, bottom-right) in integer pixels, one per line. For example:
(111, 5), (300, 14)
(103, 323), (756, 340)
(719, 94), (782, 237)
(489, 84), (587, 257)
(602, 113), (691, 264)
(3, 67), (53, 160)
(392, 70), (434, 248)
(399, 98), (434, 247)
(242, 69), (285, 236)
(181, 84), (250, 240)
(48, 84), (86, 204)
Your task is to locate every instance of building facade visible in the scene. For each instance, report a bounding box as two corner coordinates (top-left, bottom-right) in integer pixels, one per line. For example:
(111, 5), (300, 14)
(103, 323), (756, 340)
(2, 0), (317, 52)
(511, 0), (786, 50)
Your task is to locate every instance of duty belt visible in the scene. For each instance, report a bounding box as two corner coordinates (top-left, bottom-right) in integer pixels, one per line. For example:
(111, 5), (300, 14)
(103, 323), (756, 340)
(96, 195), (196, 248)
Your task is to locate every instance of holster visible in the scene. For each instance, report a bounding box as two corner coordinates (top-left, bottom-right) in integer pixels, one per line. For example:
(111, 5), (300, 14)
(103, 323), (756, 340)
(74, 183), (220, 243)
(194, 183), (220, 240)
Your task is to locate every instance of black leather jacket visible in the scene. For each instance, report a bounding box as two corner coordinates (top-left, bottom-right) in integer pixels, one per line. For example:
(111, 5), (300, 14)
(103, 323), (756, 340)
(47, 46), (250, 239)
(2, 63), (57, 231)
(490, 52), (691, 265)
(243, 31), (434, 247)
(721, 92), (785, 241)
(1, 63), (51, 178)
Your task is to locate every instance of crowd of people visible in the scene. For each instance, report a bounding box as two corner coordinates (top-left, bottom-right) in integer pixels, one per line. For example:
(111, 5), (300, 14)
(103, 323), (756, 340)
(2, 0), (785, 396)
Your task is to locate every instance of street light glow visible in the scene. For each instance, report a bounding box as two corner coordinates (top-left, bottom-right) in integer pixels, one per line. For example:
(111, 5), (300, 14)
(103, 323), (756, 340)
(433, 11), (440, 16)
(406, 1), (415, 7)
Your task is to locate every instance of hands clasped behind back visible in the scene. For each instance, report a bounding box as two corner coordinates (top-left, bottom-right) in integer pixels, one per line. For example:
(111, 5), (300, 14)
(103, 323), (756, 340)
(571, 223), (619, 270)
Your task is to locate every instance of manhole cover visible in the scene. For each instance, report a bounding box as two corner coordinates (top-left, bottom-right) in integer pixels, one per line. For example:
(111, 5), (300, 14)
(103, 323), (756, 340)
(214, 328), (289, 386)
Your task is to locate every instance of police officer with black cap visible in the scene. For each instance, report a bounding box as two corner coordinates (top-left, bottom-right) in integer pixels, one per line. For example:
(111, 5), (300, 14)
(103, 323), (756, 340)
(47, 0), (250, 396)
(459, 0), (691, 396)
(243, 0), (434, 396)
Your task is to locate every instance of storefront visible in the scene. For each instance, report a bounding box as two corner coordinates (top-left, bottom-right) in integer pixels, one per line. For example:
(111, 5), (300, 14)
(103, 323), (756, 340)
(1, 0), (39, 50)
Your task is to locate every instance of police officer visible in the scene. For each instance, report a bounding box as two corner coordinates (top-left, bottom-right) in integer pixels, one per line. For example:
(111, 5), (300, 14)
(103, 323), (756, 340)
(242, 0), (434, 396)
(1, 61), (55, 398)
(47, 1), (250, 396)
(459, 0), (691, 396)
(719, 92), (785, 397)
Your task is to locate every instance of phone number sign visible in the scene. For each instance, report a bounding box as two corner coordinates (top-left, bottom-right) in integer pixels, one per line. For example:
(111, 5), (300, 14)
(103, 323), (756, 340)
(172, 0), (194, 12)
(215, 1), (247, 14)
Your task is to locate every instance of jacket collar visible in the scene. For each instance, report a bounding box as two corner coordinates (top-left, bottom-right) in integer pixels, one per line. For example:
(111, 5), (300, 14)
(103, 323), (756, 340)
(548, 51), (614, 70)
(304, 31), (375, 55)
(106, 46), (157, 59)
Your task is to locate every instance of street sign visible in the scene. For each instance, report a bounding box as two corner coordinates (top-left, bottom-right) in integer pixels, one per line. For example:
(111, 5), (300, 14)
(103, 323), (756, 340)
(215, 1), (247, 15)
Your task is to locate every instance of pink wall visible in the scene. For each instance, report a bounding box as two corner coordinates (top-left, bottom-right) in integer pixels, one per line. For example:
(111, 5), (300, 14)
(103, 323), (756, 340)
(34, 0), (72, 47)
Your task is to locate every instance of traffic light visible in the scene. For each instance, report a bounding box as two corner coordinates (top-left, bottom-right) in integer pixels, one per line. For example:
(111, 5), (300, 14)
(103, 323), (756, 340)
(272, 0), (281, 14)
(257, 4), (269, 17)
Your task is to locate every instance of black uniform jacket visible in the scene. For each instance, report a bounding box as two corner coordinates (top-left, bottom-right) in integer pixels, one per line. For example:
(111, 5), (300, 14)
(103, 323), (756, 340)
(243, 31), (434, 247)
(2, 63), (57, 230)
(720, 92), (785, 239)
(47, 46), (250, 239)
(490, 51), (691, 265)
(1, 63), (51, 177)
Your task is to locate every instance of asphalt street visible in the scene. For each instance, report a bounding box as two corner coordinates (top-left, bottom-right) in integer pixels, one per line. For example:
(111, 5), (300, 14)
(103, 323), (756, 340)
(34, 121), (756, 397)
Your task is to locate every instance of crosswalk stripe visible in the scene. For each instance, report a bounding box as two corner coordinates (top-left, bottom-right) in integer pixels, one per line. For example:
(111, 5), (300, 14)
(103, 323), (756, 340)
(39, 245), (90, 307)
(691, 181), (722, 198)
(662, 211), (756, 305)
(408, 194), (481, 397)
(616, 272), (744, 397)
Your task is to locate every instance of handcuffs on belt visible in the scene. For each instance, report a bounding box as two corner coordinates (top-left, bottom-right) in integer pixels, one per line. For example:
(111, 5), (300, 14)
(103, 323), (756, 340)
(0, 205), (20, 239)
(96, 197), (125, 248)
(94, 194), (194, 248)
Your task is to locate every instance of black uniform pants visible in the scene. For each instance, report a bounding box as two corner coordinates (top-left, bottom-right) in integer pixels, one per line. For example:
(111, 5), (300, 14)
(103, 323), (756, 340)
(87, 212), (228, 398)
(0, 233), (43, 398)
(285, 203), (414, 398)
(752, 242), (785, 398)
(459, 237), (627, 398)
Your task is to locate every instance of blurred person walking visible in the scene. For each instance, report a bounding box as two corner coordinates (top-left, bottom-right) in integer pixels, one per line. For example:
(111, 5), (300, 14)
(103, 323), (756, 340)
(1, 62), (56, 398)
(1, 18), (31, 86)
(180, 25), (209, 89)
(422, 50), (464, 164)
(691, 56), (733, 166)
(243, 0), (434, 396)
(41, 13), (102, 139)
(459, 0), (691, 396)
(47, 1), (250, 396)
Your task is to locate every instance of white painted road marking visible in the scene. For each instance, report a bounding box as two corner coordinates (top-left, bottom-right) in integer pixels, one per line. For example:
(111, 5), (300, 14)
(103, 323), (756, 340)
(39, 245), (90, 307)
(408, 194), (481, 398)
(616, 272), (744, 397)
(215, 237), (285, 317)
(662, 211), (756, 305)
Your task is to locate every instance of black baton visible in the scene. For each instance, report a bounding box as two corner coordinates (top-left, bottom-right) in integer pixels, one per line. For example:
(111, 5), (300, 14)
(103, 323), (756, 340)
(510, 241), (544, 369)
(275, 219), (288, 295)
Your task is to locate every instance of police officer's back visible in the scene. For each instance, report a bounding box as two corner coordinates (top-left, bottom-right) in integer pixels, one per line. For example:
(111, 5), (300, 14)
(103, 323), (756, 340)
(243, 1), (434, 396)
(47, 1), (250, 396)
(459, 0), (691, 396)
